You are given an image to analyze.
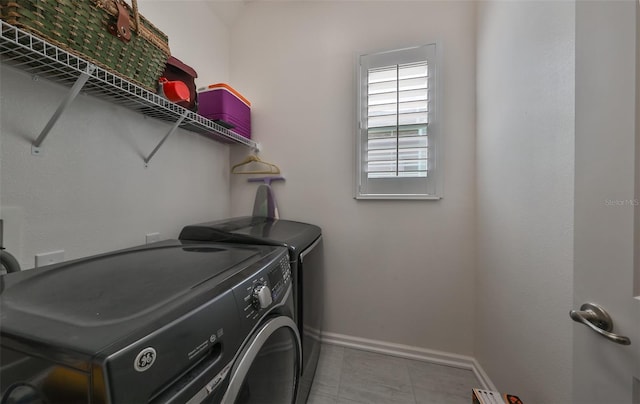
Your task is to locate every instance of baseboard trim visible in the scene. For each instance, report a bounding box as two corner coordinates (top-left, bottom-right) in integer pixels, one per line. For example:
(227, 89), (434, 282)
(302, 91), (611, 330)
(321, 331), (497, 391)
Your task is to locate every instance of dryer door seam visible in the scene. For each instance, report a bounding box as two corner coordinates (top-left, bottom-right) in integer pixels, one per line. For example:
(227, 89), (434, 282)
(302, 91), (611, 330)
(221, 316), (301, 404)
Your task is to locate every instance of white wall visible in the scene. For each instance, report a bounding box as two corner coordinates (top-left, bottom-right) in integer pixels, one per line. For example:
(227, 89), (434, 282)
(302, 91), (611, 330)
(0, 2), (232, 269)
(229, 1), (477, 355)
(475, 1), (575, 402)
(139, 1), (232, 89)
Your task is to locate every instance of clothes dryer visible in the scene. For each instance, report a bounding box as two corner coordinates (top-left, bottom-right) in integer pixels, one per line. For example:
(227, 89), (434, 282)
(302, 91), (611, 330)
(179, 217), (323, 404)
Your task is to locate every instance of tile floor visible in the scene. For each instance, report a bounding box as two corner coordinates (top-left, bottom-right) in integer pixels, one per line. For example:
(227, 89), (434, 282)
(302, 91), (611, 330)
(307, 344), (479, 404)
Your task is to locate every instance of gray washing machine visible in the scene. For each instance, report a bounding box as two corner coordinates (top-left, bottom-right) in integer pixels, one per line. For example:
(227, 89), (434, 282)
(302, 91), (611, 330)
(0, 240), (301, 404)
(179, 217), (323, 404)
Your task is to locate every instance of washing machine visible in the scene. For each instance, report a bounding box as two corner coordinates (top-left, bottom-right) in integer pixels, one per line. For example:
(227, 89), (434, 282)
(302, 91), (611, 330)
(0, 239), (301, 404)
(179, 217), (323, 404)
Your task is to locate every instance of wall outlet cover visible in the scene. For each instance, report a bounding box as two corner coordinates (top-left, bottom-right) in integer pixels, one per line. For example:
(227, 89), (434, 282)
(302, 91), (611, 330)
(35, 250), (65, 268)
(146, 233), (162, 244)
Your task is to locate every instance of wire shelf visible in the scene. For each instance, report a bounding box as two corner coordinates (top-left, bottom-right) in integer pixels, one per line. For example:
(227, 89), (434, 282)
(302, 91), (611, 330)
(0, 21), (257, 150)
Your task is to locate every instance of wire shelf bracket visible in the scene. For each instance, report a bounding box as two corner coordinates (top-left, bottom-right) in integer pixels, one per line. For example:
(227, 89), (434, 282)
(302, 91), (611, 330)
(31, 64), (96, 156)
(144, 112), (187, 167)
(0, 21), (259, 160)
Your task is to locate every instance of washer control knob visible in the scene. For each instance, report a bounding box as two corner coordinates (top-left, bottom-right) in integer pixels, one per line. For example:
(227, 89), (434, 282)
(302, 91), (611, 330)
(252, 284), (272, 309)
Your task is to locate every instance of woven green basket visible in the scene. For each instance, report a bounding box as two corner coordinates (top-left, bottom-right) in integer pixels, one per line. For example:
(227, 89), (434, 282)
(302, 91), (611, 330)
(1, 0), (170, 92)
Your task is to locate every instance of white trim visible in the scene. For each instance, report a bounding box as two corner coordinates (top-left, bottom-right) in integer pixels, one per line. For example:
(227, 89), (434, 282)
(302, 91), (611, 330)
(355, 194), (442, 201)
(321, 331), (497, 392)
(355, 43), (443, 200)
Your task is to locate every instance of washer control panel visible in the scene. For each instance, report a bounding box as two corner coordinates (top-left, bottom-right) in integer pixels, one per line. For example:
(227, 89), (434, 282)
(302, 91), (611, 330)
(235, 251), (291, 326)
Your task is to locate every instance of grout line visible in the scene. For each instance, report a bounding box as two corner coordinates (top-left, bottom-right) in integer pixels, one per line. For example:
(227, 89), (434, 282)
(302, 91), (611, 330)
(335, 345), (346, 402)
(406, 355), (418, 404)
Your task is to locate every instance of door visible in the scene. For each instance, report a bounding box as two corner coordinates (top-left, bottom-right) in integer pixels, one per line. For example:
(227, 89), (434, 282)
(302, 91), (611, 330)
(573, 1), (640, 402)
(222, 316), (301, 404)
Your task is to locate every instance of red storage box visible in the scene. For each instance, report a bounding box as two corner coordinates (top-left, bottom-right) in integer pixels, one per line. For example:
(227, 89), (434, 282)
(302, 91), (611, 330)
(161, 56), (198, 111)
(198, 83), (251, 139)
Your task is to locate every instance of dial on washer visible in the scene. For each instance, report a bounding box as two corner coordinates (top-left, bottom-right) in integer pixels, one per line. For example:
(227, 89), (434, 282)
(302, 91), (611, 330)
(252, 284), (272, 309)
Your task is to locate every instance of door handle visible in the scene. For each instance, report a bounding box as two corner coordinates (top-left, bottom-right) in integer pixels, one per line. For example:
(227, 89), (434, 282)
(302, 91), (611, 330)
(570, 303), (631, 345)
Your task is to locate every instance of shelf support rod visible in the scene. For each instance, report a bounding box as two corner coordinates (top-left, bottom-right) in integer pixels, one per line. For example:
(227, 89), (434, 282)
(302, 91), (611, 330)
(31, 64), (96, 155)
(144, 113), (187, 167)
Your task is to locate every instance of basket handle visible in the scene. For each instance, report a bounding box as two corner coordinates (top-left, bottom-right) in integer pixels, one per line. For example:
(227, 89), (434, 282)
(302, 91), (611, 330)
(108, 0), (140, 43)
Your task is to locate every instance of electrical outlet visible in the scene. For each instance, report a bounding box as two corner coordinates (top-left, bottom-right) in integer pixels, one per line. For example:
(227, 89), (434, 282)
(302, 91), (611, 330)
(35, 250), (65, 268)
(146, 233), (162, 244)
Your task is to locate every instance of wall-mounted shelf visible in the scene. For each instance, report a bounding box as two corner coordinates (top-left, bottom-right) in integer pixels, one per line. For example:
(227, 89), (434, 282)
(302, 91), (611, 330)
(0, 21), (258, 164)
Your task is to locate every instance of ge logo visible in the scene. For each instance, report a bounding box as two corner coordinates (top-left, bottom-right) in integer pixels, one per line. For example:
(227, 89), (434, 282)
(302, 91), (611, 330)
(134, 347), (157, 372)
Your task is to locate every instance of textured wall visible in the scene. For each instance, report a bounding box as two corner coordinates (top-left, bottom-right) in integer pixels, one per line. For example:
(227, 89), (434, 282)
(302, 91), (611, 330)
(0, 2), (233, 268)
(475, 1), (575, 401)
(229, 1), (478, 355)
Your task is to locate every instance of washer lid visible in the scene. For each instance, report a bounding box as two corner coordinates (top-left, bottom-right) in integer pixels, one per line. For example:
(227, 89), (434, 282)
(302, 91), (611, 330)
(0, 241), (278, 354)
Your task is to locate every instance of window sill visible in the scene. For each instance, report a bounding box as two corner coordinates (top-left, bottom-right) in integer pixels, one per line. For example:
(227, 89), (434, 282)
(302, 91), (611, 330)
(355, 195), (442, 201)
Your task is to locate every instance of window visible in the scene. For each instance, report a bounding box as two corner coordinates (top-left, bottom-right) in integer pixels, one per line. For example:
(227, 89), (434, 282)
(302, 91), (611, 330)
(356, 44), (441, 199)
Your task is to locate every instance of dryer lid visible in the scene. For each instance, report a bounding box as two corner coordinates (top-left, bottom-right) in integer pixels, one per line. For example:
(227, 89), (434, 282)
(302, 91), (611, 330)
(179, 217), (321, 254)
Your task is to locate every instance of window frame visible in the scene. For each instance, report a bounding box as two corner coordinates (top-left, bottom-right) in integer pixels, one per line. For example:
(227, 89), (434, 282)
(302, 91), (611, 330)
(355, 43), (443, 200)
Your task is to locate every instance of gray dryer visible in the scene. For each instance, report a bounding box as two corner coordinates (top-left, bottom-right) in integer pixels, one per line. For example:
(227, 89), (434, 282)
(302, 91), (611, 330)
(179, 217), (323, 404)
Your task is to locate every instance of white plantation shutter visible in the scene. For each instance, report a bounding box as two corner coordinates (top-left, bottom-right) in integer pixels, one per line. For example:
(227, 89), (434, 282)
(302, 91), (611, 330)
(367, 62), (429, 179)
(356, 44), (441, 199)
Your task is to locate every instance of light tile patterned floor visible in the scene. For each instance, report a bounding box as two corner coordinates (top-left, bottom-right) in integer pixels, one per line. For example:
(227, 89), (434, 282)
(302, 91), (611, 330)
(307, 345), (479, 404)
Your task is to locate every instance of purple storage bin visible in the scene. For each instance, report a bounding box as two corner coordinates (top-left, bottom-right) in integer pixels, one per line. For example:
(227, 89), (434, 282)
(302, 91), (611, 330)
(198, 84), (251, 139)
